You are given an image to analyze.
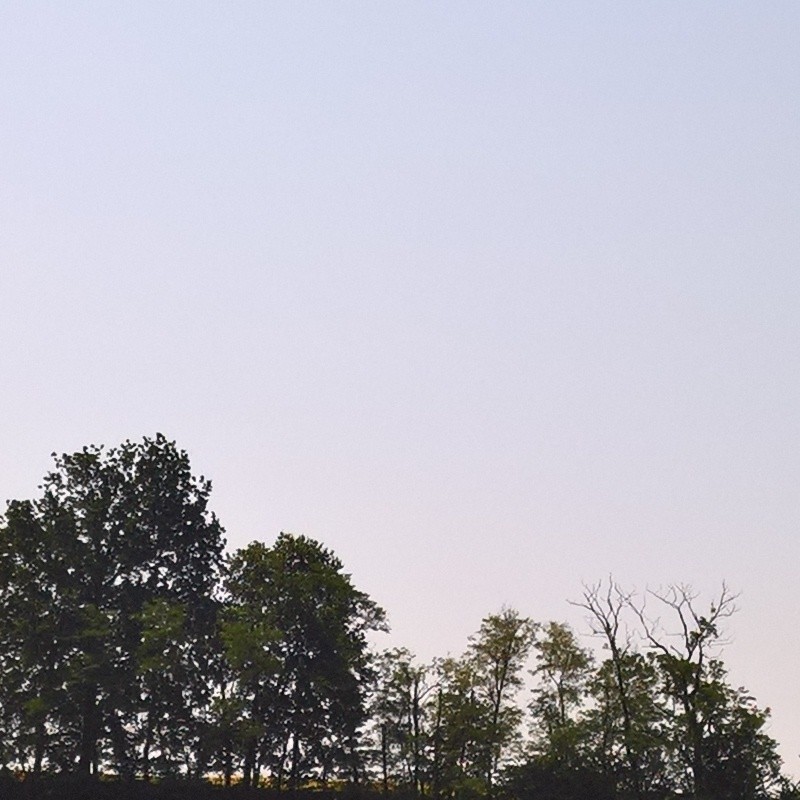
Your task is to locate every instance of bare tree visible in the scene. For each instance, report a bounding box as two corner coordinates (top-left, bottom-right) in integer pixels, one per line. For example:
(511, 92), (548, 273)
(572, 579), (646, 800)
(630, 583), (739, 798)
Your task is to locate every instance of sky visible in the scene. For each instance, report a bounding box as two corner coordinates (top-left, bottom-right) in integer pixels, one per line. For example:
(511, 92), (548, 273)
(1, 1), (799, 776)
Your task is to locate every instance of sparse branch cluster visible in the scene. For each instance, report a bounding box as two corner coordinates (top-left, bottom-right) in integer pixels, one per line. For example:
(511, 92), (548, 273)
(0, 437), (796, 800)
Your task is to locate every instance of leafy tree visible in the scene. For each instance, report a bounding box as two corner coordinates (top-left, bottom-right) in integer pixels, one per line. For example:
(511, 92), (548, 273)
(217, 542), (283, 787)
(370, 648), (434, 796)
(633, 583), (783, 799)
(0, 435), (225, 777)
(529, 622), (593, 769)
(697, 662), (782, 799)
(135, 598), (196, 780)
(0, 498), (70, 775)
(580, 651), (668, 796)
(222, 534), (386, 789)
(416, 611), (536, 800)
(468, 609), (535, 793)
(428, 655), (488, 800)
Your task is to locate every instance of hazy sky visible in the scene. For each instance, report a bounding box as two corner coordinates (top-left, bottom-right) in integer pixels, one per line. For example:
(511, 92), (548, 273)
(2, 1), (799, 775)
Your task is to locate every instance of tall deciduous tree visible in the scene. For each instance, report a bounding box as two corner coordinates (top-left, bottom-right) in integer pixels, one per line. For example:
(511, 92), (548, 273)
(0, 499), (69, 776)
(580, 651), (667, 795)
(369, 648), (433, 796)
(0, 434), (225, 777)
(218, 542), (283, 787)
(529, 622), (593, 769)
(223, 534), (386, 789)
(633, 584), (782, 799)
(429, 654), (488, 799)
(424, 610), (535, 800)
(469, 609), (535, 793)
(572, 580), (665, 798)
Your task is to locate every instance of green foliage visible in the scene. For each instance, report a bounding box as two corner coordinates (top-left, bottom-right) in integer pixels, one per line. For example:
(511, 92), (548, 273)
(411, 610), (537, 800)
(218, 534), (387, 788)
(580, 651), (668, 795)
(634, 585), (783, 799)
(0, 434), (225, 777)
(0, 437), (795, 796)
(469, 609), (535, 790)
(369, 648), (433, 795)
(529, 621), (593, 769)
(499, 760), (615, 800)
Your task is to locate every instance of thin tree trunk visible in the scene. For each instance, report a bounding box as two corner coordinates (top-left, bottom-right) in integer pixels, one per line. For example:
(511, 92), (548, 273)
(78, 695), (97, 777)
(290, 732), (301, 794)
(33, 720), (45, 777)
(223, 748), (233, 788)
(244, 742), (255, 788)
(607, 638), (644, 800)
(381, 723), (389, 794)
(431, 690), (443, 800)
(142, 712), (153, 782)
(412, 678), (422, 797)
(276, 736), (289, 791)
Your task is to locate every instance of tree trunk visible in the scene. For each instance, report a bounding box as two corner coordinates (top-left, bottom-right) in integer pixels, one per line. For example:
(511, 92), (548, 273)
(607, 639), (644, 800)
(109, 711), (133, 781)
(431, 690), (443, 800)
(244, 742), (255, 788)
(381, 723), (389, 794)
(223, 748), (233, 788)
(78, 695), (98, 777)
(290, 733), (301, 794)
(412, 678), (422, 797)
(33, 719), (45, 777)
(276, 736), (288, 791)
(142, 716), (153, 782)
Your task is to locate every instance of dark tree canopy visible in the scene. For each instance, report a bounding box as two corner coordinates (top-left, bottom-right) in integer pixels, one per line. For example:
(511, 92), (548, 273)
(0, 434), (225, 778)
(0, 437), (795, 800)
(214, 534), (387, 788)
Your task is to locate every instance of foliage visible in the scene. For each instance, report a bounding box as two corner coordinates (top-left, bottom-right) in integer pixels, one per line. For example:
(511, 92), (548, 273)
(499, 760), (615, 800)
(529, 621), (593, 769)
(0, 437), (795, 796)
(369, 648), (433, 795)
(220, 534), (387, 789)
(468, 609), (535, 790)
(0, 434), (225, 777)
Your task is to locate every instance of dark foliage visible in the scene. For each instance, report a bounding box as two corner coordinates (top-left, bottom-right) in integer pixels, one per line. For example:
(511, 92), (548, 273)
(0, 437), (794, 798)
(0, 775), (387, 800)
(499, 762), (616, 800)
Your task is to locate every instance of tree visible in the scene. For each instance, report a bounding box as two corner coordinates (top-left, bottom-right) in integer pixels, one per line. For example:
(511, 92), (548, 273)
(217, 542), (283, 787)
(0, 498), (70, 776)
(580, 651), (668, 796)
(468, 608), (535, 793)
(222, 534), (387, 789)
(633, 583), (782, 799)
(529, 622), (593, 770)
(572, 580), (666, 798)
(428, 654), (488, 800)
(697, 661), (782, 799)
(369, 648), (434, 796)
(135, 598), (197, 780)
(0, 434), (225, 777)
(421, 610), (535, 800)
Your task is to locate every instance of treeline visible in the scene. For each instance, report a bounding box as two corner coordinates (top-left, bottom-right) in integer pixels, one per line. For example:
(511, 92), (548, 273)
(0, 435), (797, 800)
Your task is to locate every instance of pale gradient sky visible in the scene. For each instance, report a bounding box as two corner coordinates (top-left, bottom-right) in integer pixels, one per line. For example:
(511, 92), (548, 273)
(1, 1), (799, 776)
